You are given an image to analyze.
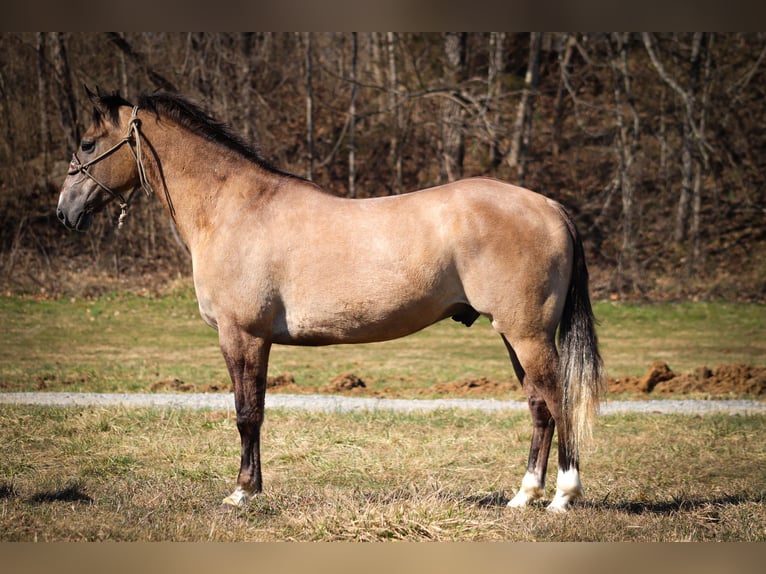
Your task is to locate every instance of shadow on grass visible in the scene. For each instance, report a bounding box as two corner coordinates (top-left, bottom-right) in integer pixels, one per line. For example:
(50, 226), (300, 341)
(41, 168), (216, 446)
(28, 483), (93, 504)
(466, 491), (509, 507)
(464, 490), (761, 515)
(0, 482), (16, 499)
(585, 493), (761, 515)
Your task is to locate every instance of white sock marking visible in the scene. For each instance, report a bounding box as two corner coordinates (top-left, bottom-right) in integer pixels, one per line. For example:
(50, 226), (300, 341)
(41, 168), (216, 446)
(222, 486), (251, 507)
(507, 471), (544, 508)
(547, 467), (583, 513)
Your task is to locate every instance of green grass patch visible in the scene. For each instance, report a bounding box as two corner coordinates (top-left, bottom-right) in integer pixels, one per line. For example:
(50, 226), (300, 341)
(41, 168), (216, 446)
(0, 293), (764, 395)
(597, 301), (766, 376)
(0, 404), (763, 541)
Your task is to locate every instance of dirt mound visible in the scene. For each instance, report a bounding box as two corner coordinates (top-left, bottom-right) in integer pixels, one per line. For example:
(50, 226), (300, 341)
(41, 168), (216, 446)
(427, 376), (520, 396)
(327, 372), (366, 392)
(146, 363), (766, 399)
(150, 377), (197, 392)
(608, 362), (766, 396)
(267, 373), (297, 389)
(199, 382), (231, 393)
(150, 373), (297, 394)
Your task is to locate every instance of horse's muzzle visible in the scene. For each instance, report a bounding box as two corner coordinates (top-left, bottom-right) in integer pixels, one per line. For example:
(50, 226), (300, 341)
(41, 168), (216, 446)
(56, 207), (67, 226)
(57, 203), (93, 232)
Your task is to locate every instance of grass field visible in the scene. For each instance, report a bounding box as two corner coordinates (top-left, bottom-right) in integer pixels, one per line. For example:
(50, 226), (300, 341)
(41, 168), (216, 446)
(0, 292), (764, 396)
(0, 405), (764, 541)
(1, 293), (764, 541)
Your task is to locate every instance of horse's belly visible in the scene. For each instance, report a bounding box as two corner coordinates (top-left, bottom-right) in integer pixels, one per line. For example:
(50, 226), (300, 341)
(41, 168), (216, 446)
(273, 298), (457, 346)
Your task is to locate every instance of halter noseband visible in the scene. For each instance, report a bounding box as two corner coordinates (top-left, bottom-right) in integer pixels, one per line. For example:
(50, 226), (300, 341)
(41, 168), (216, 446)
(68, 106), (154, 229)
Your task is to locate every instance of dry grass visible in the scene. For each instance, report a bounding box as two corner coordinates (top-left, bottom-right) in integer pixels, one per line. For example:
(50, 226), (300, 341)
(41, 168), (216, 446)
(1, 405), (764, 541)
(2, 294), (765, 541)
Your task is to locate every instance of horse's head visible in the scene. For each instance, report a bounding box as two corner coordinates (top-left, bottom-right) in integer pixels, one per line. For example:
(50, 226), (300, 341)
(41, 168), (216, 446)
(57, 88), (144, 231)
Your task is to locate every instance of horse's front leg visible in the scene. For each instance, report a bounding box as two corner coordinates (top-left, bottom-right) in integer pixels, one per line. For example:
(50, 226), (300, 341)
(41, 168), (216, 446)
(219, 328), (271, 507)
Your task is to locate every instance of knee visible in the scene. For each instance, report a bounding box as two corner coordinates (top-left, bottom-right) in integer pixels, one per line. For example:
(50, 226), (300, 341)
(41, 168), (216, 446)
(236, 408), (262, 432)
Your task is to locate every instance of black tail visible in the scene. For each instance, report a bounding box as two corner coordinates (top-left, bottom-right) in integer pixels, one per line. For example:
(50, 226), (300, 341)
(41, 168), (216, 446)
(556, 205), (606, 459)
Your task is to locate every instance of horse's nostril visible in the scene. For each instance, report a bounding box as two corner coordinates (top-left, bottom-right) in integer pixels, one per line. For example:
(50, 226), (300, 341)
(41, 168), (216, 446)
(56, 208), (66, 224)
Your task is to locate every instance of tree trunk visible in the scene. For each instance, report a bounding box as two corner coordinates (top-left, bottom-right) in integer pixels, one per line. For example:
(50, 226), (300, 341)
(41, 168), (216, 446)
(0, 70), (14, 160)
(369, 32), (384, 86)
(677, 34), (705, 244)
(552, 33), (576, 158)
(305, 32), (315, 181)
(49, 32), (79, 152)
(440, 32), (467, 183)
(36, 33), (50, 175)
(348, 32), (358, 198)
(507, 32), (543, 185)
(105, 32), (178, 93)
(114, 32), (129, 97)
(387, 32), (403, 194)
(678, 119), (694, 243)
(239, 32), (255, 144)
(607, 33), (641, 292)
(689, 33), (714, 275)
(658, 87), (669, 193)
(487, 32), (506, 168)
(642, 32), (706, 245)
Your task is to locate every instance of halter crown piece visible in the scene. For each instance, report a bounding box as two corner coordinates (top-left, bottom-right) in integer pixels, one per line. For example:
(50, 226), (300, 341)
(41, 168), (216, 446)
(68, 106), (154, 230)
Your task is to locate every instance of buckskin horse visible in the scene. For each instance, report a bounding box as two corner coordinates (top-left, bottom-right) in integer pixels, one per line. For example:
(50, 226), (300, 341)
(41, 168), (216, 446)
(57, 89), (605, 512)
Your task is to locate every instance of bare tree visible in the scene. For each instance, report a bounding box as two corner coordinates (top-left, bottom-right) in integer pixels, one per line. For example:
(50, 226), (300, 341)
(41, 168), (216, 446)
(507, 32), (543, 185)
(348, 32), (358, 198)
(607, 33), (642, 291)
(105, 32), (178, 93)
(552, 33), (577, 158)
(387, 32), (403, 193)
(36, 33), (50, 173)
(0, 69), (14, 162)
(642, 33), (710, 244)
(439, 32), (467, 182)
(49, 32), (79, 152)
(487, 32), (506, 168)
(239, 32), (255, 144)
(117, 34), (129, 96)
(690, 33), (715, 275)
(305, 32), (315, 180)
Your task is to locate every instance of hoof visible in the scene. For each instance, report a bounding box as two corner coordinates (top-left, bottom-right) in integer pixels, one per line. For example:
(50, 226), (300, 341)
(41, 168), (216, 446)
(545, 499), (571, 513)
(507, 471), (544, 508)
(507, 490), (538, 508)
(545, 490), (582, 513)
(221, 487), (251, 508)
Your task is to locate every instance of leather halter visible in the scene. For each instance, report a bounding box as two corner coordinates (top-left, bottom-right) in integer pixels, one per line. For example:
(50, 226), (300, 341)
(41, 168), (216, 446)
(67, 106), (154, 229)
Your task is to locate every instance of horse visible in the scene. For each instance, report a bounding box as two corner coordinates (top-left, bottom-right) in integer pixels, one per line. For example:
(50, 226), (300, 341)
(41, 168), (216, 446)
(57, 88), (606, 513)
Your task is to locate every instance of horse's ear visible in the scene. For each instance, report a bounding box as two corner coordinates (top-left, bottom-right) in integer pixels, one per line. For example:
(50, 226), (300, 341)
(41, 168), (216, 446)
(84, 85), (100, 105)
(87, 85), (127, 127)
(85, 85), (119, 113)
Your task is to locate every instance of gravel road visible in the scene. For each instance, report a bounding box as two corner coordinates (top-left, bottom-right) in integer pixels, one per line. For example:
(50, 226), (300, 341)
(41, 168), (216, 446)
(0, 392), (763, 415)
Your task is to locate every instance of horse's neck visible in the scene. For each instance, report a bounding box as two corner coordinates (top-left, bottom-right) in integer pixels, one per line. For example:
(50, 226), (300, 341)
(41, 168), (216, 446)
(143, 123), (275, 250)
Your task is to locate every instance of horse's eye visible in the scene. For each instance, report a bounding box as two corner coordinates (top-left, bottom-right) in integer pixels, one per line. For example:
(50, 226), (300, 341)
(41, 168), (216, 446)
(80, 140), (95, 153)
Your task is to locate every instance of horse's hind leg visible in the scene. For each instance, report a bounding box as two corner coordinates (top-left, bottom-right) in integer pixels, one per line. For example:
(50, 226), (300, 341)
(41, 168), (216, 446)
(219, 327), (271, 507)
(508, 395), (555, 507)
(502, 335), (564, 509)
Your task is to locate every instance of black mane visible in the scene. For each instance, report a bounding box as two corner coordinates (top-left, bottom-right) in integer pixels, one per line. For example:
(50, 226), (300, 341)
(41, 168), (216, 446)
(93, 91), (132, 127)
(96, 90), (296, 178)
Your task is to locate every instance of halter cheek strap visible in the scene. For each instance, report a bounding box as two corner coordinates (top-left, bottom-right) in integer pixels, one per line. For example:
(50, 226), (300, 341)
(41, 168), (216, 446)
(68, 106), (154, 229)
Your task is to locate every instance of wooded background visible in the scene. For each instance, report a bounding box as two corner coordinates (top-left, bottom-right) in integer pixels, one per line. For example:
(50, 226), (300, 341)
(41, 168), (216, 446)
(1, 32), (764, 301)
